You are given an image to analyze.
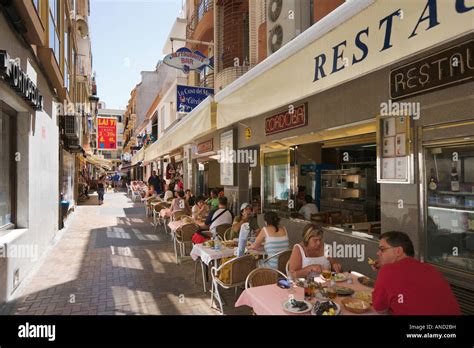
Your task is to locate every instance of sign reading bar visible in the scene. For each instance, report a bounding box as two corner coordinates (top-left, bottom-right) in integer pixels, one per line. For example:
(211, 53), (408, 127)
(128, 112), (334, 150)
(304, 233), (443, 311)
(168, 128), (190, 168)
(197, 139), (213, 154)
(97, 117), (117, 150)
(164, 47), (214, 74)
(0, 50), (43, 110)
(177, 85), (214, 113)
(390, 40), (474, 100)
(265, 103), (307, 136)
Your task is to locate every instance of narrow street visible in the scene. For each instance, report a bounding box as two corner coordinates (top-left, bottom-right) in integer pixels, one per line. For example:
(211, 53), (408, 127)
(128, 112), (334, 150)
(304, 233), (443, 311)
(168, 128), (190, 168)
(1, 190), (249, 315)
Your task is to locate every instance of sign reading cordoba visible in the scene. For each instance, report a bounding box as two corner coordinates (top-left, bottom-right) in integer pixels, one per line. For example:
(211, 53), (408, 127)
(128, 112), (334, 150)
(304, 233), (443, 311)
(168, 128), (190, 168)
(265, 104), (307, 136)
(164, 47), (214, 74)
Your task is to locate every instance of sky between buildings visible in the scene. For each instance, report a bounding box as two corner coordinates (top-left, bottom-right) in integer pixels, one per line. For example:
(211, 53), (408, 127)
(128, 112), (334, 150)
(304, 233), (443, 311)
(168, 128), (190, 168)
(90, 0), (184, 110)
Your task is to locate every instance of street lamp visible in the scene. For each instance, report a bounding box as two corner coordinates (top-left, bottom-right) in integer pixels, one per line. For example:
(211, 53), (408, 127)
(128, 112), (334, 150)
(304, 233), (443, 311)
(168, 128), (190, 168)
(89, 95), (99, 115)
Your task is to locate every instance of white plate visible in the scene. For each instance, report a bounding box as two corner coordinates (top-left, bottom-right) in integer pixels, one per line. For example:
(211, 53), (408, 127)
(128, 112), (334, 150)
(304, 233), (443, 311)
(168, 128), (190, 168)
(312, 301), (341, 316)
(282, 300), (313, 314)
(333, 273), (347, 282)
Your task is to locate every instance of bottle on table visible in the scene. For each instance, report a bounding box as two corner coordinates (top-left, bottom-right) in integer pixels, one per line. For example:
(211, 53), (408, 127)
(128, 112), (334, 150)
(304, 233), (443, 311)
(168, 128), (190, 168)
(451, 162), (460, 192)
(214, 235), (221, 251)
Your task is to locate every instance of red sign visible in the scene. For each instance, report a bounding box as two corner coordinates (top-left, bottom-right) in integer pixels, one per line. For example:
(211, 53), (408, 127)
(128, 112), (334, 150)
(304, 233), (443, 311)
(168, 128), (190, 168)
(265, 104), (307, 135)
(97, 117), (117, 150)
(197, 139), (213, 154)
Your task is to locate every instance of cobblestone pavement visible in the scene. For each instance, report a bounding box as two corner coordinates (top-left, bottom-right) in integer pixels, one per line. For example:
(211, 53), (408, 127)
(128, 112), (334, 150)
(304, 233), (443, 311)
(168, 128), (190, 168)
(1, 190), (251, 315)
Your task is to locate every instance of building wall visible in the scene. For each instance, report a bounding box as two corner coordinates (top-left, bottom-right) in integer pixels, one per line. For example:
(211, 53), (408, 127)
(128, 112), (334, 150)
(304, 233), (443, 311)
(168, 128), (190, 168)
(0, 12), (59, 304)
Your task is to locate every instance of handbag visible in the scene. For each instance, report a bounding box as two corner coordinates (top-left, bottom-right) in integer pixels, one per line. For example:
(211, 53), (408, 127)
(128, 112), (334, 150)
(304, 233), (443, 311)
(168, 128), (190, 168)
(192, 231), (210, 244)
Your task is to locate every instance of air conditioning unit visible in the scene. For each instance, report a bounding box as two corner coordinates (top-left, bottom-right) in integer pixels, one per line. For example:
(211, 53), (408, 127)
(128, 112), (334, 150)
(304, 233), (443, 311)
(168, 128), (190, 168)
(64, 115), (79, 136)
(267, 0), (311, 55)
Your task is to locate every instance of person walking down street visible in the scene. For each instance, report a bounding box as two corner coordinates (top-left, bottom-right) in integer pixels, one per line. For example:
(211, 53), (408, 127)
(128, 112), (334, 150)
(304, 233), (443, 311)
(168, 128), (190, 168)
(113, 172), (121, 192)
(97, 175), (106, 205)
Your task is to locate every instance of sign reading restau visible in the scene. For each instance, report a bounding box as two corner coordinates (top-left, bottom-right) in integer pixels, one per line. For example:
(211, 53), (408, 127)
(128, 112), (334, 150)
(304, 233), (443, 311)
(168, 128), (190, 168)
(164, 47), (214, 74)
(197, 139), (213, 154)
(177, 85), (214, 113)
(97, 117), (117, 150)
(265, 103), (307, 135)
(390, 39), (474, 100)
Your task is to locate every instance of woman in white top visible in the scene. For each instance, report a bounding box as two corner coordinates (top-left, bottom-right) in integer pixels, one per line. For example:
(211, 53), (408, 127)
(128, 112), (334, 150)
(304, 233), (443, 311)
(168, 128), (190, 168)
(288, 224), (342, 278)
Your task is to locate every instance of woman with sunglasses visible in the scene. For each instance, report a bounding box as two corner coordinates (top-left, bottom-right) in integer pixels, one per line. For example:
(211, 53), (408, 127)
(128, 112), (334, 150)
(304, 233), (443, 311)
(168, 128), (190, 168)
(288, 224), (342, 278)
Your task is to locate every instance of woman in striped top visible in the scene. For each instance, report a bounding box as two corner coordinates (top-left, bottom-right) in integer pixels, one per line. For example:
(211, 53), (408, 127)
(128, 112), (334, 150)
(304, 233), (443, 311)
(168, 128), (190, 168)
(248, 212), (289, 269)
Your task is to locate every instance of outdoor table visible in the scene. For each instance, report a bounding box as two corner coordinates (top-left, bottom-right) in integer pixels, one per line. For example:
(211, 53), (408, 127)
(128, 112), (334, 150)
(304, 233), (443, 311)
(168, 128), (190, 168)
(190, 242), (266, 292)
(235, 272), (381, 315)
(159, 208), (172, 218)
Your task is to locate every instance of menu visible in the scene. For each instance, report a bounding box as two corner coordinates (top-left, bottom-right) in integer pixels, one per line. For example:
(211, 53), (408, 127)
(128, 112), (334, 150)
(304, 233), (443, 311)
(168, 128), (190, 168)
(378, 116), (412, 183)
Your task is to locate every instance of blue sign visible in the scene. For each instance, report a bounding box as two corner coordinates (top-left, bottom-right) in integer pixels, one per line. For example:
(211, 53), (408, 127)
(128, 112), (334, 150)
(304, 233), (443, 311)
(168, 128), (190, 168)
(177, 85), (214, 113)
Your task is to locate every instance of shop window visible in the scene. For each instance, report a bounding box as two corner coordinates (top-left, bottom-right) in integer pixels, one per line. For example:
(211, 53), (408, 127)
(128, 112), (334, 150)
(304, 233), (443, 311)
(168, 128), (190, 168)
(0, 104), (15, 229)
(425, 144), (474, 273)
(263, 150), (290, 215)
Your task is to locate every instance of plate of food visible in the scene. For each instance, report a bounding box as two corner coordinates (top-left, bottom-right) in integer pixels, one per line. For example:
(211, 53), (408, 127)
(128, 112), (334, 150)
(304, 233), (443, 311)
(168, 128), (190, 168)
(312, 301), (341, 316)
(353, 291), (372, 305)
(358, 276), (376, 288)
(341, 298), (371, 314)
(282, 299), (313, 314)
(203, 241), (215, 248)
(334, 286), (355, 296)
(222, 240), (238, 248)
(333, 273), (347, 282)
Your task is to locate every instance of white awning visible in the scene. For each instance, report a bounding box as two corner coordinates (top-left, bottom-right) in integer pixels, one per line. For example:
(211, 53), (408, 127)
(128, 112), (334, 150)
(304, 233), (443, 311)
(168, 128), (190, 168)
(215, 0), (473, 129)
(144, 96), (216, 162)
(84, 155), (113, 170)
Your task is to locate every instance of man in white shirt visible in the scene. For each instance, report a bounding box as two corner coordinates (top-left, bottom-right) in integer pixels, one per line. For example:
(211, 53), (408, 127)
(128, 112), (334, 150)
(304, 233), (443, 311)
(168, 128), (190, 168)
(204, 196), (233, 236)
(298, 195), (318, 220)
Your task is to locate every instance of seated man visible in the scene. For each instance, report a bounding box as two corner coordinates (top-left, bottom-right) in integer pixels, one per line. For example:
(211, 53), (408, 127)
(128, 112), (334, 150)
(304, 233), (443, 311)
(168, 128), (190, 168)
(371, 231), (461, 315)
(298, 195), (318, 220)
(203, 196), (233, 236)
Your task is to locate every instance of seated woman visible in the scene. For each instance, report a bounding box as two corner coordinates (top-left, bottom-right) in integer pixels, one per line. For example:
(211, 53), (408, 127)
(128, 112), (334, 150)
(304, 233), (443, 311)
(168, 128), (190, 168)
(163, 183), (175, 201)
(191, 195), (209, 221)
(131, 181), (140, 192)
(144, 185), (156, 199)
(170, 191), (190, 215)
(248, 211), (289, 269)
(288, 224), (342, 278)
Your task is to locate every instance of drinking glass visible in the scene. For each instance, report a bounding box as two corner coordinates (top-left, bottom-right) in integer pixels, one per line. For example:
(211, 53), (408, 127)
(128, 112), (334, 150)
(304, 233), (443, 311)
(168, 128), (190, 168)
(321, 267), (331, 281)
(288, 271), (297, 297)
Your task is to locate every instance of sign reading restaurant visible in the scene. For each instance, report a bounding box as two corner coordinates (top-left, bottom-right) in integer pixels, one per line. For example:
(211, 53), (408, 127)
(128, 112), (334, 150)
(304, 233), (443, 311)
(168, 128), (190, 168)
(312, 0), (474, 83)
(197, 139), (213, 154)
(0, 50), (43, 110)
(390, 39), (474, 100)
(265, 103), (307, 136)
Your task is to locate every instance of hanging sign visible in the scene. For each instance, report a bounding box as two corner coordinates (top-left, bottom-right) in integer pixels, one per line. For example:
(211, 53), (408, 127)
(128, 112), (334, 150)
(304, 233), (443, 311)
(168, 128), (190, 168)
(177, 85), (214, 113)
(97, 117), (117, 150)
(164, 47), (214, 74)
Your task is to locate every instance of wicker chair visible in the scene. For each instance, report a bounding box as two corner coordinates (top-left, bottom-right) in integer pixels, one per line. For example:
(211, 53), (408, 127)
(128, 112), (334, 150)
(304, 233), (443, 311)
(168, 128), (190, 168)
(153, 204), (165, 231)
(350, 214), (368, 223)
(310, 212), (328, 224)
(172, 210), (187, 221)
(245, 268), (287, 289)
(175, 223), (200, 264)
(215, 223), (232, 240)
(210, 254), (257, 314)
(259, 249), (292, 274)
(223, 227), (234, 241)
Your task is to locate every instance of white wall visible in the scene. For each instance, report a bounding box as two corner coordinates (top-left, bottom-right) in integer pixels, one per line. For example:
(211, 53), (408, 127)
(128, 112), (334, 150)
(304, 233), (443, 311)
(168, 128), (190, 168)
(0, 13), (59, 304)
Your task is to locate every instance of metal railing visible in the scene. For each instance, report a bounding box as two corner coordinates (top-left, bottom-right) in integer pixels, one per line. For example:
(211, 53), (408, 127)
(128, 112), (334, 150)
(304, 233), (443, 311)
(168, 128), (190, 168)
(197, 0), (213, 23)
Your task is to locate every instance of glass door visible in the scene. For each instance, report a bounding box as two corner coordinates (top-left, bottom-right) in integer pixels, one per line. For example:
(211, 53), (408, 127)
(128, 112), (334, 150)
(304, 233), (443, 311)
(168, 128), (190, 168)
(424, 143), (474, 274)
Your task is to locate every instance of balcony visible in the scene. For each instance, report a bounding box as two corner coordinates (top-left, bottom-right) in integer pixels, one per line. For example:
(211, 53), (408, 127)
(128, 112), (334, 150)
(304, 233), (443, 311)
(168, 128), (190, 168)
(188, 0), (214, 42)
(197, 0), (213, 23)
(215, 65), (254, 91)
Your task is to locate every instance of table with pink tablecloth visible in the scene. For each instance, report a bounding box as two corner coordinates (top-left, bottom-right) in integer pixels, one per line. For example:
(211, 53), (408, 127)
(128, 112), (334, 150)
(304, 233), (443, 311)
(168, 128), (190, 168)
(235, 274), (381, 315)
(160, 208), (172, 218)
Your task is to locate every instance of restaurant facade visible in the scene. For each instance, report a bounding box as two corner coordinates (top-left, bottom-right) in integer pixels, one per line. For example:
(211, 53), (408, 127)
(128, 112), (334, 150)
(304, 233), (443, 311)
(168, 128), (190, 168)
(212, 0), (474, 312)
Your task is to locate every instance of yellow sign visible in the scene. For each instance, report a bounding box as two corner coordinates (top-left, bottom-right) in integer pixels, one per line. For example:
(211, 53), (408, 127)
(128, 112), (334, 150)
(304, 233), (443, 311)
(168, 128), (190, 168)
(245, 127), (252, 140)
